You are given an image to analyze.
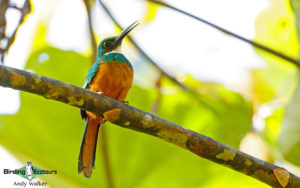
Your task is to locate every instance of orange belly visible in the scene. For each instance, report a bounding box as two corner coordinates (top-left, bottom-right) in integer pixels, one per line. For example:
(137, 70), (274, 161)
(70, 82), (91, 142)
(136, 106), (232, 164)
(88, 60), (133, 101)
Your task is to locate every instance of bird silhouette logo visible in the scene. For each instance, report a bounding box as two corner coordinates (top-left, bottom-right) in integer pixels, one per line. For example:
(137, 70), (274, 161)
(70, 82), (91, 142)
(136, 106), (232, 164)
(25, 162), (33, 181)
(3, 161), (57, 181)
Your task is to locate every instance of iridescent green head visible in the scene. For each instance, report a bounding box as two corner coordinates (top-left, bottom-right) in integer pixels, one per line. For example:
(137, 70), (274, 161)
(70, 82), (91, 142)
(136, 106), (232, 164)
(97, 21), (139, 58)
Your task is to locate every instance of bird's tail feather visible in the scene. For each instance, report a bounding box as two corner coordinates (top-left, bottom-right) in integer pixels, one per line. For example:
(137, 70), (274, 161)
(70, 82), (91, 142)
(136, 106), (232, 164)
(78, 117), (101, 178)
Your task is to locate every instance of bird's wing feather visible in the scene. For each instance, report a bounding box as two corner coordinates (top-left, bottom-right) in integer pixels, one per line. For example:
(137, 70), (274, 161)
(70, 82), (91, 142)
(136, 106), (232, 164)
(83, 60), (101, 89)
(81, 60), (100, 120)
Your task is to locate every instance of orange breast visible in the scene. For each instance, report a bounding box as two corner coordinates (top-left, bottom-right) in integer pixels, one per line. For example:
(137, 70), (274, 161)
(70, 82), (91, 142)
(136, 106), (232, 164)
(88, 60), (133, 101)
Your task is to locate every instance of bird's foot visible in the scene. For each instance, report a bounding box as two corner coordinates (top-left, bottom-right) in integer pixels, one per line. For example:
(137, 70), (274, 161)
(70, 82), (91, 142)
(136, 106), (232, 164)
(97, 91), (104, 95)
(122, 101), (129, 104)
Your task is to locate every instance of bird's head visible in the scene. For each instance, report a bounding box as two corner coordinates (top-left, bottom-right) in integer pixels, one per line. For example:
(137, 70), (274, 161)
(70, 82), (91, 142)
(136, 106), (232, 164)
(97, 21), (139, 58)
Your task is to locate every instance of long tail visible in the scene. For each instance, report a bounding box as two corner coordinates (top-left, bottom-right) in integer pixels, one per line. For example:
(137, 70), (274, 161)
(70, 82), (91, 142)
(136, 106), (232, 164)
(78, 117), (101, 178)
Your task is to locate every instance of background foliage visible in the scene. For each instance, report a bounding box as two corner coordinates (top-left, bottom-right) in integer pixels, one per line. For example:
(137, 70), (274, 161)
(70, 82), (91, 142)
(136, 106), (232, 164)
(1, 0), (300, 187)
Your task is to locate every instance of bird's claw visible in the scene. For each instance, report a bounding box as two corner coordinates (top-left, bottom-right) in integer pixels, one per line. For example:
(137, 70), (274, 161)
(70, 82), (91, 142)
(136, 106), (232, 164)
(122, 101), (129, 104)
(97, 91), (104, 95)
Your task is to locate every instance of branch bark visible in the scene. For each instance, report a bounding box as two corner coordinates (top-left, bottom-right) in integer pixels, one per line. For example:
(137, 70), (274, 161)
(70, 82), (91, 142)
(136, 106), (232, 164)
(0, 64), (299, 187)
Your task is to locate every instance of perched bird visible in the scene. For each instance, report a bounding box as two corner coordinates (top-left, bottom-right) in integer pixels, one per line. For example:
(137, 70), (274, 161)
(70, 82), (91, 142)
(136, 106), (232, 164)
(78, 21), (138, 178)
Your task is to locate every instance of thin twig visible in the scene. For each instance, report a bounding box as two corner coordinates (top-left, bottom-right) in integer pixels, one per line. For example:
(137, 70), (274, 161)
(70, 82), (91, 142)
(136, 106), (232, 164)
(0, 0), (31, 64)
(98, 0), (219, 113)
(100, 126), (115, 188)
(0, 0), (10, 64)
(0, 64), (300, 187)
(83, 0), (97, 62)
(147, 0), (300, 68)
(83, 0), (114, 185)
(150, 71), (163, 114)
(8, 5), (22, 10)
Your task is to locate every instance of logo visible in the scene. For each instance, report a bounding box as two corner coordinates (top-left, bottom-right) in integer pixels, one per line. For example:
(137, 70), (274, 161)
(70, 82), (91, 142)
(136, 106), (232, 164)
(3, 161), (57, 187)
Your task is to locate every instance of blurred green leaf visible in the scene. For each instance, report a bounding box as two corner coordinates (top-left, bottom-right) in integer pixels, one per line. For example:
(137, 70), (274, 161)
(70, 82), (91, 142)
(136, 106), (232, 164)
(279, 0), (300, 167)
(279, 73), (300, 166)
(0, 46), (102, 187)
(0, 9), (275, 186)
(254, 0), (298, 98)
(249, 69), (276, 107)
(0, 44), (266, 187)
(106, 80), (263, 188)
(254, 0), (300, 167)
(255, 0), (299, 60)
(159, 75), (253, 148)
(290, 0), (300, 46)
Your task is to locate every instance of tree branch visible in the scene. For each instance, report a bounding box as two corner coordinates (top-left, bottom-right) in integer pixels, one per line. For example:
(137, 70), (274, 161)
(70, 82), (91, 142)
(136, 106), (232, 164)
(0, 64), (299, 187)
(0, 0), (9, 64)
(147, 0), (300, 68)
(83, 0), (97, 62)
(0, 0), (31, 64)
(100, 126), (115, 188)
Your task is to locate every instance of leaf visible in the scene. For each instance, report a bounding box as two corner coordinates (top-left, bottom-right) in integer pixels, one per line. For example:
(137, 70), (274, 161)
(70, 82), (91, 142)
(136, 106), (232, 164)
(253, 0), (298, 103)
(279, 73), (300, 166)
(290, 0), (300, 45)
(254, 0), (300, 167)
(162, 74), (253, 148)
(0, 44), (266, 187)
(108, 75), (260, 187)
(249, 69), (275, 107)
(142, 2), (159, 23)
(0, 46), (103, 187)
(255, 0), (299, 60)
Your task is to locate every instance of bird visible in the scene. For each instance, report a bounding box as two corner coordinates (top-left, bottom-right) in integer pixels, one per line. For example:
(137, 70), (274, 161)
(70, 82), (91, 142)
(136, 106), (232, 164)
(78, 21), (139, 178)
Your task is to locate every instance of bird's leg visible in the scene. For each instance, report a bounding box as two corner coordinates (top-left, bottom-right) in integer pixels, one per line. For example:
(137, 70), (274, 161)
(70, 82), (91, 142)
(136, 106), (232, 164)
(97, 91), (103, 95)
(122, 101), (129, 104)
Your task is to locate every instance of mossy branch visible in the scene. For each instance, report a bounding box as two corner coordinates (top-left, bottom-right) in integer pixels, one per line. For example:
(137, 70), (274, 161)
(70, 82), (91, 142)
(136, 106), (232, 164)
(0, 64), (299, 187)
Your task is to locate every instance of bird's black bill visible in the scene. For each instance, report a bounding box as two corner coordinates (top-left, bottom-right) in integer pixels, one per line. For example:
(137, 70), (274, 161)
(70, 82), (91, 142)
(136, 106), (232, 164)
(113, 21), (139, 46)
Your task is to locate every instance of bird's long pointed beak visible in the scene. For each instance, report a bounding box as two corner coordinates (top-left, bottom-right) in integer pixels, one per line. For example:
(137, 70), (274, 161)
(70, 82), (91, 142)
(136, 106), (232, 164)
(113, 21), (139, 46)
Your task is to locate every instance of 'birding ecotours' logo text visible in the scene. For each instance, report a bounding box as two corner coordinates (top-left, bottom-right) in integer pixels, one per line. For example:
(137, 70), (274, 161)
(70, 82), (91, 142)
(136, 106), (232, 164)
(3, 162), (57, 186)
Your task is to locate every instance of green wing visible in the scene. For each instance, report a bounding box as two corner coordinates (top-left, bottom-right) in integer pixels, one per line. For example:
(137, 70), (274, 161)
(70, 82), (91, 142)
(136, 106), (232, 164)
(82, 60), (100, 89)
(81, 60), (100, 120)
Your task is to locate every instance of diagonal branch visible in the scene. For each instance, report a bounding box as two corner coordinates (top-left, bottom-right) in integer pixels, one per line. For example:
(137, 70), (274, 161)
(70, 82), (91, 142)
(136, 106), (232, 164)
(0, 64), (299, 187)
(83, 0), (97, 62)
(98, 0), (219, 113)
(0, 0), (31, 64)
(147, 0), (300, 68)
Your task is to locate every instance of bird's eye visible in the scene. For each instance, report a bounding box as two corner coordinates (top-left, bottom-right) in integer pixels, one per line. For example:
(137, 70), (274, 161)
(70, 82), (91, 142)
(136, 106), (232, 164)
(103, 41), (111, 48)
